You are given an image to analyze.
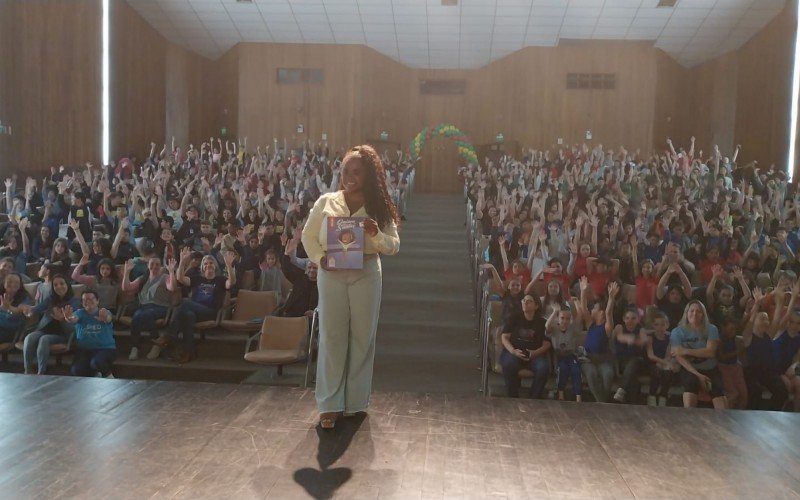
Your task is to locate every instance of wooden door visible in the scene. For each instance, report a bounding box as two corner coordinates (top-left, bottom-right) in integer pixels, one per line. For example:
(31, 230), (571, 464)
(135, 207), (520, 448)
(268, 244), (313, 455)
(416, 135), (462, 194)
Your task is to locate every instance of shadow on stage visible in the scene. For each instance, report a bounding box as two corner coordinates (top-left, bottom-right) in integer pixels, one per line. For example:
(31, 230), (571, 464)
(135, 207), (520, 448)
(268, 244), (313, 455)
(293, 413), (367, 500)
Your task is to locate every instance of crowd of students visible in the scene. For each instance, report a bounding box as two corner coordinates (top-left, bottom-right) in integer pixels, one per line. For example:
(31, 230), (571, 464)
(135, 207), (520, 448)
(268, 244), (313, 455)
(0, 138), (413, 376)
(465, 138), (800, 411)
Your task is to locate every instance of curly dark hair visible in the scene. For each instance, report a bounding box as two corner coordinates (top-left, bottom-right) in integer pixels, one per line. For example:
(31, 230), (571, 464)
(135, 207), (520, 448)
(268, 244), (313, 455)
(342, 145), (399, 229)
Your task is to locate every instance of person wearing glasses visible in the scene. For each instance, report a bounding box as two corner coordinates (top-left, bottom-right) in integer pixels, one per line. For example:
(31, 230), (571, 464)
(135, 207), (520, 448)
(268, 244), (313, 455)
(499, 293), (551, 398)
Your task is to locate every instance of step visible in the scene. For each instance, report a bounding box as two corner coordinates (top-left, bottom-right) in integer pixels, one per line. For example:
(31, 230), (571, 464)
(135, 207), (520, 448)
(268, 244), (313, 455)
(112, 329), (251, 361)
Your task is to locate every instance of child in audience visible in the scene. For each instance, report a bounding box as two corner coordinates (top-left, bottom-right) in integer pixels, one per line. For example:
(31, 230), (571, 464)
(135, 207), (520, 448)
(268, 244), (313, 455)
(63, 290), (116, 378)
(576, 277), (617, 403)
(743, 288), (788, 410)
(645, 311), (675, 406)
(716, 317), (748, 409)
(72, 255), (120, 313)
(546, 304), (583, 402)
(612, 306), (646, 403)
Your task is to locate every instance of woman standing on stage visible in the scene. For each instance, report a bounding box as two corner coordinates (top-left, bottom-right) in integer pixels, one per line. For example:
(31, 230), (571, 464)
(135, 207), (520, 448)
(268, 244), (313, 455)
(302, 145), (400, 429)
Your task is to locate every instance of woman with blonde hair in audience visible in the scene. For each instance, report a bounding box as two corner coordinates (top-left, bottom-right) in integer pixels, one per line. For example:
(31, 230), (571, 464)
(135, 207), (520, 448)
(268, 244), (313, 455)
(670, 300), (727, 409)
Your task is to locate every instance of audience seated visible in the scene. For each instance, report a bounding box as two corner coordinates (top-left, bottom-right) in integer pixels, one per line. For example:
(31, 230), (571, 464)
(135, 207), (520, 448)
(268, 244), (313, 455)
(466, 138), (800, 411)
(0, 139), (412, 377)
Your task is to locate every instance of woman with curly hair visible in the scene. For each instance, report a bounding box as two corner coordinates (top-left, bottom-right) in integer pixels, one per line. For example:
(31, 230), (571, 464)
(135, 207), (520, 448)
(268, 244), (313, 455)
(302, 144), (400, 429)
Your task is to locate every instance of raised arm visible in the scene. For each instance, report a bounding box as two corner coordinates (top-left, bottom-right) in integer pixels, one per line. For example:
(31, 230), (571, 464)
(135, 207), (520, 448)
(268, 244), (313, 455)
(111, 218), (129, 259)
(68, 219), (90, 255)
(120, 260), (140, 293)
(705, 264), (722, 307)
(173, 247), (192, 289)
(578, 276), (591, 328)
(71, 253), (96, 286)
(604, 282), (618, 334)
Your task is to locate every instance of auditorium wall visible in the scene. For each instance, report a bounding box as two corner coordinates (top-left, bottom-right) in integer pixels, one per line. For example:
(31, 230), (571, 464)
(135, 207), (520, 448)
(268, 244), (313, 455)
(0, 0), (794, 176)
(234, 41), (661, 159)
(734, 1), (795, 170)
(0, 0), (216, 174)
(0, 0), (101, 174)
(656, 1), (795, 171)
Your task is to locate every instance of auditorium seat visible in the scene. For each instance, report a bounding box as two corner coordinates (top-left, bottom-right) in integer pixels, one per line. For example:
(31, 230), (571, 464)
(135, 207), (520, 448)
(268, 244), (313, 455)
(219, 290), (279, 333)
(243, 315), (309, 376)
(238, 270), (255, 292)
(0, 340), (13, 363)
(23, 282), (38, 301)
(194, 292), (230, 339)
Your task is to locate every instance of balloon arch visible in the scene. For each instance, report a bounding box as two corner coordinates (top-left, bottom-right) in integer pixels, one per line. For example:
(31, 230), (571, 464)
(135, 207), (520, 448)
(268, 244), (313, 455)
(408, 124), (478, 166)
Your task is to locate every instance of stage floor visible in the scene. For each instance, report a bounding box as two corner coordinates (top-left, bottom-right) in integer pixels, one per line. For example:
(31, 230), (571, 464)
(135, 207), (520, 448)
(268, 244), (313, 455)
(1, 374), (798, 499)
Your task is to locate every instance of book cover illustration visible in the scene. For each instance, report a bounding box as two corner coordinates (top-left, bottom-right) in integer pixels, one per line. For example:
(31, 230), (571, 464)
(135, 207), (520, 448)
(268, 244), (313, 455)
(326, 216), (365, 270)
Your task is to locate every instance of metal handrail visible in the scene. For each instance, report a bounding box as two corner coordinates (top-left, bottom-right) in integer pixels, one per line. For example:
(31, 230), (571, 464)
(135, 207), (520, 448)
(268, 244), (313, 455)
(480, 316), (492, 396)
(303, 308), (319, 389)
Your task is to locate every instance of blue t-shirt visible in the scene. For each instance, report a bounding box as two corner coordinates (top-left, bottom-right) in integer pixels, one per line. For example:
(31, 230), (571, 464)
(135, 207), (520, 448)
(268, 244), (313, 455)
(74, 309), (116, 350)
(772, 333), (800, 373)
(0, 295), (30, 332)
(585, 324), (609, 354)
(651, 333), (670, 361)
(190, 275), (227, 309)
(615, 325), (641, 357)
(670, 324), (720, 370)
(746, 334), (772, 369)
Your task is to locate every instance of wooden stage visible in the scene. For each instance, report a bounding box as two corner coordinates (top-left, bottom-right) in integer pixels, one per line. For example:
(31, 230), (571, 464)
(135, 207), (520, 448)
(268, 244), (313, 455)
(1, 373), (798, 499)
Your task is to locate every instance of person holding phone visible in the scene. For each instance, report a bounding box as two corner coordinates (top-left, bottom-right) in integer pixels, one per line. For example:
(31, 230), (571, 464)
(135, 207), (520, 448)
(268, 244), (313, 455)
(499, 294), (551, 398)
(301, 145), (400, 429)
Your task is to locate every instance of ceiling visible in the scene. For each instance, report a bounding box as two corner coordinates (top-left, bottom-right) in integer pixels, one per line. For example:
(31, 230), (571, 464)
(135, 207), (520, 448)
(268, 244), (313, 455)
(127, 0), (788, 69)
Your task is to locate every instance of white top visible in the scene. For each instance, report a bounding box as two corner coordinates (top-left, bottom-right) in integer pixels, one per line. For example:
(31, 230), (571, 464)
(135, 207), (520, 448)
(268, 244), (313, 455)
(301, 191), (400, 266)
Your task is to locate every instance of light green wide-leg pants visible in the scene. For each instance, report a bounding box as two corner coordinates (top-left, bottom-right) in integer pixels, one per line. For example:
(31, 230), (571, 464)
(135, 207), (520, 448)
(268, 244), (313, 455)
(315, 255), (382, 413)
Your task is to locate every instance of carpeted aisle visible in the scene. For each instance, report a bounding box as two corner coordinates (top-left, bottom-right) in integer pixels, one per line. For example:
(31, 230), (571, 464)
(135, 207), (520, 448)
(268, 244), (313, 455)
(373, 193), (478, 394)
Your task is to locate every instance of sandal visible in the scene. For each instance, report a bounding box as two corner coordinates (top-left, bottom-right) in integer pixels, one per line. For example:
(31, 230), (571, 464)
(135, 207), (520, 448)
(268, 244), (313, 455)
(319, 412), (339, 429)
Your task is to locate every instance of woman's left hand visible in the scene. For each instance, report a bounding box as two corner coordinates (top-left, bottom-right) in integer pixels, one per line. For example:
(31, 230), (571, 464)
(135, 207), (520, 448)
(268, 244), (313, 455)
(364, 218), (379, 237)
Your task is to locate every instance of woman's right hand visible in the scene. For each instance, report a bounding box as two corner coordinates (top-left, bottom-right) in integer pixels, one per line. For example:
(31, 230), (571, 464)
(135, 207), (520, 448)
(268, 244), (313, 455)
(513, 348), (529, 360)
(319, 252), (331, 271)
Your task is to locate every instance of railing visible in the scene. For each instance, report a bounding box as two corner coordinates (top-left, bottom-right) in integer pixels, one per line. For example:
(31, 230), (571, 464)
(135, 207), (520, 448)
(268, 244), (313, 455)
(465, 189), (497, 398)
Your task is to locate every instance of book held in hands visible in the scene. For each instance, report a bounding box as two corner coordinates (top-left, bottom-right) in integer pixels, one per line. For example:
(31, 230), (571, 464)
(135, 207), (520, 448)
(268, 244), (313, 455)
(326, 216), (365, 270)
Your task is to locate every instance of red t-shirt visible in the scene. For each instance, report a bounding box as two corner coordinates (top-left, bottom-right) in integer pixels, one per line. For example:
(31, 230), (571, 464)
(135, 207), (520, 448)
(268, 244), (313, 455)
(699, 259), (722, 284)
(588, 271), (612, 298)
(543, 272), (571, 294)
(635, 275), (659, 309)
(572, 256), (589, 279)
(115, 158), (133, 179)
(505, 268), (532, 290)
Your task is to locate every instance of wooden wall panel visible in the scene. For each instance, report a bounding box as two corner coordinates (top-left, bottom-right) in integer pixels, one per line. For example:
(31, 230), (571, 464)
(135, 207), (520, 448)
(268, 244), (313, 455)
(236, 43), (362, 154)
(111, 0), (167, 160)
(0, 0), (12, 171)
(236, 41), (662, 160)
(1, 0), (101, 174)
(735, 2), (795, 170)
